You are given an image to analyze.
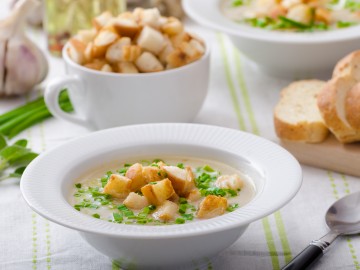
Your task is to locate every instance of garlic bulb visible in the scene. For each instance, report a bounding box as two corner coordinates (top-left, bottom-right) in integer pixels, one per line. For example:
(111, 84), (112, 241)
(11, 0), (43, 26)
(0, 0), (48, 97)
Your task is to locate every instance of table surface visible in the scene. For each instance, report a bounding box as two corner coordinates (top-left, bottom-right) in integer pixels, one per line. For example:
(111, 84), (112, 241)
(1, 2), (360, 270)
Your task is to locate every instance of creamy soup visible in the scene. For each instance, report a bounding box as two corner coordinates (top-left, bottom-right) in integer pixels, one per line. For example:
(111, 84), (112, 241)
(222, 0), (360, 32)
(70, 157), (256, 225)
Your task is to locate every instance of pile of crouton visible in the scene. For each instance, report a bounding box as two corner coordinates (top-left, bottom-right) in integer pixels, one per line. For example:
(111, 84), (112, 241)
(67, 8), (206, 73)
(103, 162), (243, 222)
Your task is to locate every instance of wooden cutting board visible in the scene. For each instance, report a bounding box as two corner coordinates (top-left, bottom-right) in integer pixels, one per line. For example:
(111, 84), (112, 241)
(279, 135), (360, 178)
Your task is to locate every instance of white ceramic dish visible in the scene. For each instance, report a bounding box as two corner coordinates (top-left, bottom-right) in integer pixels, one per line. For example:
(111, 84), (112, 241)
(183, 0), (360, 78)
(45, 41), (210, 130)
(21, 123), (302, 269)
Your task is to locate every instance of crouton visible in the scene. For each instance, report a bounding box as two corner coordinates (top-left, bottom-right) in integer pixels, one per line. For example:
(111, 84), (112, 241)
(215, 174), (244, 191)
(101, 64), (113, 72)
(142, 165), (165, 183)
(75, 29), (97, 44)
(180, 39), (205, 63)
(197, 195), (228, 219)
(141, 178), (175, 205)
(166, 49), (187, 68)
(170, 31), (190, 48)
(158, 36), (174, 64)
(163, 166), (195, 197)
(122, 45), (142, 62)
(139, 8), (161, 29)
(105, 37), (131, 63)
(113, 17), (141, 38)
(93, 11), (113, 31)
(83, 59), (108, 71)
(94, 26), (119, 47)
(152, 200), (179, 221)
(187, 189), (201, 202)
(161, 17), (183, 36)
(136, 26), (165, 55)
(84, 41), (107, 59)
(67, 38), (86, 65)
(125, 163), (146, 191)
(103, 174), (132, 199)
(123, 192), (149, 210)
(135, 52), (164, 72)
(117, 62), (139, 73)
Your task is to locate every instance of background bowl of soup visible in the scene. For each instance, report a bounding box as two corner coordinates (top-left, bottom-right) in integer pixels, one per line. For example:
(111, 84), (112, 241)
(183, 0), (360, 78)
(20, 123), (302, 269)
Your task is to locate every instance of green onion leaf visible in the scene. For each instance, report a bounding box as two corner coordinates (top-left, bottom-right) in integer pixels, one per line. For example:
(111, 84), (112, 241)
(175, 218), (185, 224)
(92, 213), (100, 219)
(227, 203), (239, 212)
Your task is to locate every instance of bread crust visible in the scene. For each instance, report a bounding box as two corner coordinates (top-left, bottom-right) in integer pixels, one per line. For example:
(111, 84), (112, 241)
(274, 80), (329, 143)
(333, 50), (360, 79)
(317, 76), (360, 143)
(346, 82), (360, 130)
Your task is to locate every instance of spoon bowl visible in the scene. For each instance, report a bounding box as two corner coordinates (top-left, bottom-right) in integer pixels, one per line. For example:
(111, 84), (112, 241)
(326, 191), (360, 235)
(283, 191), (360, 270)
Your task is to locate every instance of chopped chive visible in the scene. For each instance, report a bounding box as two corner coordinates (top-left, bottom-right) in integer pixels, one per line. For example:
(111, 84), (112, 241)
(92, 213), (100, 219)
(113, 213), (123, 223)
(226, 203), (239, 212)
(75, 183), (82, 188)
(175, 218), (185, 224)
(203, 165), (214, 172)
(177, 163), (184, 169)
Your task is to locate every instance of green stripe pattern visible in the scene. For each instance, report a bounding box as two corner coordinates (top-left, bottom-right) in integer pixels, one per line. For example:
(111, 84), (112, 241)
(327, 172), (360, 269)
(218, 33), (293, 269)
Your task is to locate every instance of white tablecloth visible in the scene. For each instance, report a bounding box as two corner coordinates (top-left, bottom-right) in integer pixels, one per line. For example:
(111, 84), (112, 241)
(1, 2), (360, 270)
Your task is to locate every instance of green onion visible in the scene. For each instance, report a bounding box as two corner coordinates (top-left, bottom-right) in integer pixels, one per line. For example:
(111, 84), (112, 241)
(0, 90), (73, 139)
(227, 203), (240, 212)
(181, 213), (194, 220)
(175, 218), (185, 224)
(75, 183), (82, 188)
(113, 213), (123, 223)
(278, 16), (309, 29)
(92, 213), (100, 219)
(232, 0), (243, 6)
(337, 21), (356, 28)
(177, 163), (184, 169)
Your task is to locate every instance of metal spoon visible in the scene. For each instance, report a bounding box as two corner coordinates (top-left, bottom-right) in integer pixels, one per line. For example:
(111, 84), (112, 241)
(282, 191), (360, 270)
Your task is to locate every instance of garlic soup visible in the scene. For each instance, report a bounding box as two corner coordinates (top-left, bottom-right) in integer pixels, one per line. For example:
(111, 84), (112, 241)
(70, 157), (256, 225)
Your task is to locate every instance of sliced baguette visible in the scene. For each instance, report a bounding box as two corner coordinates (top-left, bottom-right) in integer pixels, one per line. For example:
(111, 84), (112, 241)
(274, 80), (329, 143)
(317, 51), (360, 143)
(345, 82), (360, 130)
(317, 76), (360, 143)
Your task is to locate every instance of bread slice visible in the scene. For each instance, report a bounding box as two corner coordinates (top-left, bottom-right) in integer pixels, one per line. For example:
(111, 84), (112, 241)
(274, 80), (329, 143)
(332, 50), (360, 79)
(317, 51), (360, 143)
(317, 76), (360, 143)
(345, 82), (360, 130)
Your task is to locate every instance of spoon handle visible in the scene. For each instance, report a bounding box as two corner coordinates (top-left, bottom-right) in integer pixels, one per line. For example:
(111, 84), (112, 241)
(282, 232), (338, 270)
(281, 244), (324, 270)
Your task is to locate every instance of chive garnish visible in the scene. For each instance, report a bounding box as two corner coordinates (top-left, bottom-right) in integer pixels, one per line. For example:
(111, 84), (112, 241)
(92, 213), (100, 219)
(175, 218), (185, 224)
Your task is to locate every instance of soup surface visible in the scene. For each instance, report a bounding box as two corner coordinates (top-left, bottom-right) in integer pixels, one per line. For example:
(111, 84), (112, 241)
(70, 157), (256, 225)
(221, 0), (360, 32)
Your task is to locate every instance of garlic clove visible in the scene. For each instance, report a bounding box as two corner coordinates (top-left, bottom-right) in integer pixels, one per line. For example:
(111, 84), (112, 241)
(0, 0), (48, 97)
(4, 35), (48, 96)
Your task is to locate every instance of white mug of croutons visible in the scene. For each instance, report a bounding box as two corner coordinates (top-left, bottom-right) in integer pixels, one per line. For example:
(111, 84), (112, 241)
(44, 8), (210, 130)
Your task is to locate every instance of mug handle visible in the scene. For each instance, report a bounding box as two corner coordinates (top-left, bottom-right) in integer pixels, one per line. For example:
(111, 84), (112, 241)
(45, 75), (89, 128)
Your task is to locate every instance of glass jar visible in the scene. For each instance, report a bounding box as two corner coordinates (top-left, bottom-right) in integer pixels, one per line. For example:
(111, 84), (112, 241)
(44, 0), (126, 56)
